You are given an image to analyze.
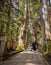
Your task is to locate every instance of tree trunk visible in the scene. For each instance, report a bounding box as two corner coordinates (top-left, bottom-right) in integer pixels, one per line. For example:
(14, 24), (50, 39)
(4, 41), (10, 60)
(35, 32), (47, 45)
(42, 0), (51, 40)
(40, 9), (46, 51)
(23, 3), (29, 48)
(38, 1), (46, 52)
(42, 0), (51, 52)
(6, 0), (12, 52)
(18, 23), (25, 46)
(31, 21), (37, 42)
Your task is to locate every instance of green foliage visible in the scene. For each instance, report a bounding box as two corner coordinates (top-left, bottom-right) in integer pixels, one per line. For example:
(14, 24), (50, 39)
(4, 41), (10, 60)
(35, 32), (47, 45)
(11, 23), (17, 40)
(47, 41), (51, 52)
(30, 2), (41, 11)
(38, 44), (42, 52)
(27, 29), (32, 44)
(0, 0), (43, 53)
(0, 1), (8, 36)
(16, 44), (25, 51)
(23, 0), (29, 3)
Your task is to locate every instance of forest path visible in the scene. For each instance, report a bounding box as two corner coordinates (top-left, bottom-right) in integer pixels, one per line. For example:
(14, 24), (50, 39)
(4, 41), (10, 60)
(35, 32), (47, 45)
(0, 51), (49, 65)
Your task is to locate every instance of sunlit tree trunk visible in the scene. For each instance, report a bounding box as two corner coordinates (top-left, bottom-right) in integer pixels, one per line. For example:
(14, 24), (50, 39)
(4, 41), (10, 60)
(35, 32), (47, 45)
(31, 21), (37, 42)
(42, 0), (51, 52)
(18, 23), (25, 46)
(42, 0), (51, 40)
(40, 7), (46, 51)
(49, 0), (51, 32)
(38, 0), (46, 52)
(23, 2), (29, 48)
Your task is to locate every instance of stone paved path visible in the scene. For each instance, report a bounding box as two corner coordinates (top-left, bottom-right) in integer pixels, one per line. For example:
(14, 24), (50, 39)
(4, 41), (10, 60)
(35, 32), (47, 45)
(0, 51), (49, 65)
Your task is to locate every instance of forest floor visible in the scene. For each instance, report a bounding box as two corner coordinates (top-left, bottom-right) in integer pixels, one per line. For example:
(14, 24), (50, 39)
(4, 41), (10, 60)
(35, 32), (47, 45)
(0, 50), (49, 65)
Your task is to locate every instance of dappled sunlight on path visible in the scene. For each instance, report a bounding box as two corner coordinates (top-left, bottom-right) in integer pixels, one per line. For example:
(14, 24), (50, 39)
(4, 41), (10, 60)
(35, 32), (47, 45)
(0, 51), (49, 65)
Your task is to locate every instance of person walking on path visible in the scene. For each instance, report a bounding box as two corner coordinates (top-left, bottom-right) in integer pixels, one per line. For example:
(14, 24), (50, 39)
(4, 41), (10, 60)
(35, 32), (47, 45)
(31, 41), (38, 51)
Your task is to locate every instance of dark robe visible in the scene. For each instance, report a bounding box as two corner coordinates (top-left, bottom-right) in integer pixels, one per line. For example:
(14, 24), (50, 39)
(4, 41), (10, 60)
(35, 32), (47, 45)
(32, 42), (37, 50)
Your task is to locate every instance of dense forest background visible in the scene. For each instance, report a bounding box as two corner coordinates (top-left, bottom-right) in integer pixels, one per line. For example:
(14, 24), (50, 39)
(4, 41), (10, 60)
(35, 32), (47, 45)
(0, 0), (51, 63)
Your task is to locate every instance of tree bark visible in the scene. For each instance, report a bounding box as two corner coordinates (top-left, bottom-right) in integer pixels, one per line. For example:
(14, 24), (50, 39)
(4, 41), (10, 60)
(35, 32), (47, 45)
(23, 2), (29, 48)
(42, 0), (51, 40)
(6, 0), (12, 52)
(42, 0), (51, 52)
